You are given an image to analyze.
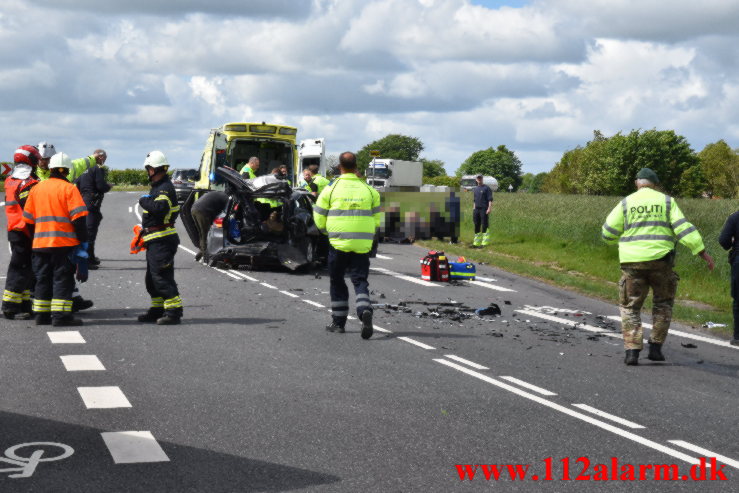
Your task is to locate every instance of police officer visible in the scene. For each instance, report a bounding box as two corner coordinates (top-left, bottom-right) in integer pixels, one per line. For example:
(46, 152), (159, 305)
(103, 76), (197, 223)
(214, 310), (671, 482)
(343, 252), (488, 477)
(602, 168), (714, 365)
(313, 151), (381, 339)
(137, 151), (183, 325)
(75, 151), (111, 269)
(2, 146), (41, 320)
(472, 174), (492, 247)
(718, 210), (739, 346)
(22, 152), (89, 326)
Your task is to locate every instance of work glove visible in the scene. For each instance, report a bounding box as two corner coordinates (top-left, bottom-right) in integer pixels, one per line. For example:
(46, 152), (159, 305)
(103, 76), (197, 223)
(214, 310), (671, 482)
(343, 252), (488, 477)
(140, 194), (151, 199)
(79, 242), (89, 255)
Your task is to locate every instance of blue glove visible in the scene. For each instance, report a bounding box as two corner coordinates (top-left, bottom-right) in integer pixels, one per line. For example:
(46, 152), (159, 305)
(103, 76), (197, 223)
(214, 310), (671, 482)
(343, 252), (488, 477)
(140, 194), (150, 199)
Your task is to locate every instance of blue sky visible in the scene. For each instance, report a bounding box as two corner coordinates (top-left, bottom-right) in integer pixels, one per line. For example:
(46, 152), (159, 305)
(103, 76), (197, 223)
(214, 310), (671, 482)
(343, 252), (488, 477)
(1, 0), (737, 175)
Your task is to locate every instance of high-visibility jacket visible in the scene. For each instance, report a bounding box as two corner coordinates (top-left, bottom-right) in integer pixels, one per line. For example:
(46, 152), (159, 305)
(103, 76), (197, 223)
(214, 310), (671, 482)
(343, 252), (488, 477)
(601, 187), (705, 263)
(22, 177), (88, 249)
(305, 175), (329, 195)
(4, 170), (39, 234)
(241, 167), (257, 179)
(36, 156), (94, 182)
(313, 173), (381, 254)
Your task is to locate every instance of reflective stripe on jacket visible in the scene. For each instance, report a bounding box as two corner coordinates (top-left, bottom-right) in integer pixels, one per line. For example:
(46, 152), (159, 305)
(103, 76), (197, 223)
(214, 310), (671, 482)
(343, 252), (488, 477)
(22, 177), (87, 249)
(313, 173), (381, 254)
(140, 176), (180, 243)
(5, 175), (38, 233)
(601, 187), (705, 263)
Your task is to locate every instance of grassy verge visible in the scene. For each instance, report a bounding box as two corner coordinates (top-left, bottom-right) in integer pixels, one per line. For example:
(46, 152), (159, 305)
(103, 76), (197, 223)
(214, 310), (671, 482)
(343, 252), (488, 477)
(111, 185), (149, 192)
(418, 192), (737, 338)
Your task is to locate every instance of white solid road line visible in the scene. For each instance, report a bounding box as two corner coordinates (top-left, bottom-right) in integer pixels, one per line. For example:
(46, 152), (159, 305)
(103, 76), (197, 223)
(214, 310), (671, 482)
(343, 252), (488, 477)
(370, 267), (440, 287)
(234, 272), (259, 282)
(77, 386), (132, 409)
(606, 315), (738, 351)
(469, 280), (516, 292)
(375, 254), (393, 260)
(668, 440), (739, 470)
(444, 354), (489, 370)
(213, 267), (243, 280)
(434, 359), (700, 465)
(280, 290), (299, 298)
(397, 336), (436, 350)
(260, 282), (278, 289)
(499, 376), (557, 396)
(134, 203), (142, 222)
(303, 299), (326, 308)
(60, 355), (105, 372)
(572, 404), (645, 429)
(101, 431), (170, 464)
(48, 331), (86, 344)
(178, 245), (197, 256)
(475, 276), (498, 283)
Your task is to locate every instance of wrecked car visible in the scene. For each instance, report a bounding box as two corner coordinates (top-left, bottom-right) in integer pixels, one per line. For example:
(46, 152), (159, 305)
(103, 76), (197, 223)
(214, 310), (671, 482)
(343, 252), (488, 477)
(180, 167), (322, 270)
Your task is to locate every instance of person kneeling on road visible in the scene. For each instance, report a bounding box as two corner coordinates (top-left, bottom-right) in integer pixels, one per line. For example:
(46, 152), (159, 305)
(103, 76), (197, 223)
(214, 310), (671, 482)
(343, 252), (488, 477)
(137, 151), (183, 325)
(313, 151), (381, 339)
(22, 153), (89, 327)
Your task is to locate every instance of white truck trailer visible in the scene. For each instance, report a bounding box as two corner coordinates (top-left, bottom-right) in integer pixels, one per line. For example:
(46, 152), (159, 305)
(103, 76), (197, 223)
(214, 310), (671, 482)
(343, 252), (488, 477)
(366, 159), (423, 191)
(298, 138), (326, 176)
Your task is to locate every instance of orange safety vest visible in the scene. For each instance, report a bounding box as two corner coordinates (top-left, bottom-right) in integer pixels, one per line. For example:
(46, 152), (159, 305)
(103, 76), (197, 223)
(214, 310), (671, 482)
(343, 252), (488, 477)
(5, 176), (39, 234)
(22, 177), (88, 249)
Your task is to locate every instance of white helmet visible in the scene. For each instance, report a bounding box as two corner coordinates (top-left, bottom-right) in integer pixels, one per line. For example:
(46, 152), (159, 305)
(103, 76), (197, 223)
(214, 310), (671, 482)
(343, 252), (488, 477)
(49, 152), (72, 170)
(37, 142), (57, 159)
(143, 150), (169, 169)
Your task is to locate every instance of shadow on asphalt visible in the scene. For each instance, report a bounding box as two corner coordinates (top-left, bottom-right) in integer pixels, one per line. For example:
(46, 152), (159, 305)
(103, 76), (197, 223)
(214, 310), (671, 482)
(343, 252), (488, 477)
(76, 318), (285, 327)
(0, 411), (340, 492)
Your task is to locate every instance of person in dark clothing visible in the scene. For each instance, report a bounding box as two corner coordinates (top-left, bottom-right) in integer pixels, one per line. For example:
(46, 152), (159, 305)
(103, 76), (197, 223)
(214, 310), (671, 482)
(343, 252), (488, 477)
(75, 152), (111, 269)
(718, 211), (739, 346)
(136, 150), (183, 325)
(472, 174), (493, 247)
(190, 190), (228, 262)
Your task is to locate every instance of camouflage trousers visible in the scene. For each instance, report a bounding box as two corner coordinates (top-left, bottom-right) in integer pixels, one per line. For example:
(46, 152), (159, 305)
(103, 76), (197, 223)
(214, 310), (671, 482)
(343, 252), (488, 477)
(618, 260), (679, 350)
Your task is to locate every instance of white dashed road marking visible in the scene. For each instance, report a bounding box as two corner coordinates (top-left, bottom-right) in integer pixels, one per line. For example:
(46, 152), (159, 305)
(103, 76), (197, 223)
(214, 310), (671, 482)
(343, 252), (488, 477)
(101, 431), (170, 464)
(77, 386), (132, 409)
(48, 331), (86, 344)
(434, 358), (699, 465)
(375, 254), (393, 260)
(444, 354), (489, 370)
(303, 299), (326, 308)
(60, 355), (105, 372)
(469, 280), (516, 292)
(178, 245), (197, 255)
(373, 325), (392, 333)
(212, 267), (243, 280)
(397, 337), (435, 350)
(280, 290), (299, 298)
(499, 376), (557, 396)
(572, 404), (645, 429)
(260, 282), (278, 289)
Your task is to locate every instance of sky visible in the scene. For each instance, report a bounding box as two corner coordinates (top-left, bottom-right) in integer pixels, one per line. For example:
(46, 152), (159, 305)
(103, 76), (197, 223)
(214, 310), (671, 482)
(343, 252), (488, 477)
(1, 0), (738, 174)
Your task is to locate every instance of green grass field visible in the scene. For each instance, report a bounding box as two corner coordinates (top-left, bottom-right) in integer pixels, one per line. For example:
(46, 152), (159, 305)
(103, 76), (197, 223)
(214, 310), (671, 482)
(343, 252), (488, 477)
(422, 192), (739, 336)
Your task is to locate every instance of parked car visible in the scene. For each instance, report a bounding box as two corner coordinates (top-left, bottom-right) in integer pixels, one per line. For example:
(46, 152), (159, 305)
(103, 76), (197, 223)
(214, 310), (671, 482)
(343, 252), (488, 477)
(180, 166), (323, 270)
(172, 168), (198, 203)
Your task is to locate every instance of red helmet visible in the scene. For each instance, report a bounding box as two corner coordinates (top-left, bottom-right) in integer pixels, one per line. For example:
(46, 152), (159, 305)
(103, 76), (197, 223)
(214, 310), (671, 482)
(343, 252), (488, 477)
(14, 145), (42, 166)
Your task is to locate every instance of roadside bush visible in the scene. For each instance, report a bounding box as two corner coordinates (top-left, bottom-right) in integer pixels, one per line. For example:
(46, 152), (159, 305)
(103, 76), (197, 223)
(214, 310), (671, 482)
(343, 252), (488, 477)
(106, 168), (149, 186)
(423, 175), (460, 187)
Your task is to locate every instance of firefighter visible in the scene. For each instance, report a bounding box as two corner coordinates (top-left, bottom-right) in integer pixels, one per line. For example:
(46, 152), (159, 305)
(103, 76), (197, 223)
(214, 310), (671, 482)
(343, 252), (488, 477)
(36, 141), (94, 313)
(313, 151), (381, 339)
(2, 146), (41, 320)
(602, 168), (714, 365)
(136, 151), (183, 325)
(75, 152), (111, 269)
(22, 152), (89, 326)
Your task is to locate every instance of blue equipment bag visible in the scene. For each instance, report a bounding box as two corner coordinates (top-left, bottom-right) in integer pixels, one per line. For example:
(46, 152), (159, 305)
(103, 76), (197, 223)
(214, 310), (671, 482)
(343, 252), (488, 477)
(449, 261), (476, 280)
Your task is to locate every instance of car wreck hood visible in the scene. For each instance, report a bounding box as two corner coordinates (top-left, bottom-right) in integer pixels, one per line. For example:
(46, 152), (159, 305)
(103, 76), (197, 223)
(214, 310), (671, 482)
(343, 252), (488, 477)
(215, 166), (293, 198)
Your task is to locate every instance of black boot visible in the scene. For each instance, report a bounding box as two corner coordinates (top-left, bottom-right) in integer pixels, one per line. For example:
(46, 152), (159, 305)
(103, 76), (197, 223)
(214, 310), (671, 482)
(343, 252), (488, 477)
(137, 309), (164, 323)
(360, 310), (374, 340)
(89, 243), (100, 266)
(647, 341), (665, 361)
(35, 313), (52, 326)
(4, 310), (30, 320)
(156, 314), (181, 325)
(325, 322), (345, 333)
(72, 296), (93, 312)
(624, 349), (640, 365)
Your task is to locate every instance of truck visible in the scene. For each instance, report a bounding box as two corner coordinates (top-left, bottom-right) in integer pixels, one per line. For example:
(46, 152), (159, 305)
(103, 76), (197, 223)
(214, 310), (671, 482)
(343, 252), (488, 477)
(298, 138), (327, 177)
(366, 159), (423, 191)
(460, 175), (499, 191)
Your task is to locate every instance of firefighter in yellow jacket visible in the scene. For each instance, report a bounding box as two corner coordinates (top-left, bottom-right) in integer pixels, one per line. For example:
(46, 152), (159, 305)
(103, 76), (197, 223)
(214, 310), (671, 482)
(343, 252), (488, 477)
(313, 152), (381, 339)
(602, 168), (714, 365)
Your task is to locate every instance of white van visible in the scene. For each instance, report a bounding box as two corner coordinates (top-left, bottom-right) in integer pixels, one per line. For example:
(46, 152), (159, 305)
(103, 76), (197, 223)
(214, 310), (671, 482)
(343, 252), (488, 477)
(460, 175), (499, 191)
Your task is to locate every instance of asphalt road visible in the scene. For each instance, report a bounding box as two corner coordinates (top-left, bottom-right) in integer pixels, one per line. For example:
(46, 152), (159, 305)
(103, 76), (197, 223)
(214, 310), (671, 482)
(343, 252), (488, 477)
(0, 191), (737, 492)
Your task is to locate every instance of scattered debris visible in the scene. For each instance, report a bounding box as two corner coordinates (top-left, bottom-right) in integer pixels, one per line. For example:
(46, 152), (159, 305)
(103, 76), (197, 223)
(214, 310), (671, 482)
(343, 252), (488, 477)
(681, 343), (698, 349)
(702, 321), (727, 329)
(504, 300), (512, 305)
(696, 360), (704, 364)
(475, 304), (501, 317)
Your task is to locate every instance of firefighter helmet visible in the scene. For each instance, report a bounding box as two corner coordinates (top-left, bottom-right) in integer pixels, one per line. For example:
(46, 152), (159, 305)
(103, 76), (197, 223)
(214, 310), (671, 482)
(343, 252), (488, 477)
(49, 152), (72, 170)
(14, 145), (41, 166)
(37, 142), (57, 159)
(143, 150), (169, 169)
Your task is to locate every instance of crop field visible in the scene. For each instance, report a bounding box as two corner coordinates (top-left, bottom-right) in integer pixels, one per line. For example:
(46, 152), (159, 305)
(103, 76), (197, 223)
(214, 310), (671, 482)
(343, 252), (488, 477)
(422, 192), (739, 333)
